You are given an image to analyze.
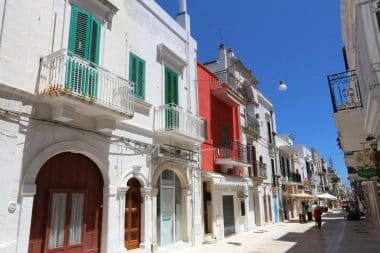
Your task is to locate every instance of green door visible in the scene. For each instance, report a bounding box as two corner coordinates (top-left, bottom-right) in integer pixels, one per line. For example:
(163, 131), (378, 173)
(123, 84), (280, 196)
(66, 5), (100, 98)
(164, 67), (179, 129)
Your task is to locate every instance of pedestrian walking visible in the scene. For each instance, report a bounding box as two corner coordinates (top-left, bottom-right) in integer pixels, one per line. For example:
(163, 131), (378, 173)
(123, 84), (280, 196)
(342, 207), (348, 221)
(314, 205), (322, 229)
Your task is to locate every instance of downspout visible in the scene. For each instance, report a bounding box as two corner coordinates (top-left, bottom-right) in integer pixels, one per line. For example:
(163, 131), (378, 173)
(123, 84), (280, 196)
(0, 0), (8, 49)
(270, 109), (282, 221)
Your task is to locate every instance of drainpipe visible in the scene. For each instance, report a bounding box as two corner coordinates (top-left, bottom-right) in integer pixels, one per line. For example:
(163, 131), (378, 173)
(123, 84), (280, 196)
(0, 0), (8, 49)
(270, 110), (282, 222)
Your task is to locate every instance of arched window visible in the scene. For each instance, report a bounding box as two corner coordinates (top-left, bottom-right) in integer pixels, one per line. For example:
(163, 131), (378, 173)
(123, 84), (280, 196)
(157, 170), (184, 246)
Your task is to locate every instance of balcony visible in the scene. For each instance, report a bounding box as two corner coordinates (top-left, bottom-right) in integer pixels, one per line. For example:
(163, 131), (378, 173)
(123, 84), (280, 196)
(153, 103), (205, 145)
(253, 162), (267, 181)
(328, 70), (362, 113)
(212, 70), (256, 106)
(38, 49), (134, 128)
(243, 114), (260, 138)
(215, 142), (252, 167)
(282, 172), (302, 185)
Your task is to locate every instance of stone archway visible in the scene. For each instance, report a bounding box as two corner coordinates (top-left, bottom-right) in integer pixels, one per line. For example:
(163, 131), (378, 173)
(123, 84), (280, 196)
(28, 152), (104, 253)
(152, 161), (190, 248)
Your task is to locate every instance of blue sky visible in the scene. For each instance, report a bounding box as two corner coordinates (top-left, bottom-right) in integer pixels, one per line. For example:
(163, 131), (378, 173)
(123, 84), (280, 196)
(157, 0), (347, 183)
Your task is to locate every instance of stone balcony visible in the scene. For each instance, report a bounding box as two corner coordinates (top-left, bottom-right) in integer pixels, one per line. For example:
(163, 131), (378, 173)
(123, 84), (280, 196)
(153, 103), (205, 147)
(38, 49), (134, 132)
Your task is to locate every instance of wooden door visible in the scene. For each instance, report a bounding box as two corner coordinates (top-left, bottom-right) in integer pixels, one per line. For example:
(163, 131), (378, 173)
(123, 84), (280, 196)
(125, 179), (141, 250)
(44, 190), (86, 253)
(28, 152), (103, 253)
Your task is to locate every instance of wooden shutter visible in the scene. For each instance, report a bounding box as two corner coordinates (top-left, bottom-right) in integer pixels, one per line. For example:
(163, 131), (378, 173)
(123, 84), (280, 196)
(89, 18), (101, 64)
(165, 67), (178, 105)
(68, 6), (90, 58)
(68, 5), (100, 63)
(129, 54), (145, 100)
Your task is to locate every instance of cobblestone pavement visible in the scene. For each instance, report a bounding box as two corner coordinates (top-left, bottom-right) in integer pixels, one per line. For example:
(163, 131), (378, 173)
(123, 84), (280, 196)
(161, 210), (380, 253)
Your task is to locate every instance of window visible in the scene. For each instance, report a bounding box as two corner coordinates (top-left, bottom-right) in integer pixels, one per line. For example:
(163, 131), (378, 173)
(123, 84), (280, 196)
(165, 67), (179, 105)
(68, 6), (100, 63)
(129, 53), (145, 99)
(203, 119), (208, 140)
(67, 5), (101, 97)
(266, 121), (272, 143)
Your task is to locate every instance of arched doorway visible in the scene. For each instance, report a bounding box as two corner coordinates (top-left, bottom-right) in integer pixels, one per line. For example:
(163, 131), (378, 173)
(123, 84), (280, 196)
(157, 170), (184, 246)
(28, 152), (103, 253)
(125, 178), (141, 250)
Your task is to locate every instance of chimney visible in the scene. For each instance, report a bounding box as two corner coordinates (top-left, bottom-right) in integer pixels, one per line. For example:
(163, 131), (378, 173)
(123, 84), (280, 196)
(219, 44), (227, 68)
(227, 48), (235, 59)
(176, 0), (190, 32)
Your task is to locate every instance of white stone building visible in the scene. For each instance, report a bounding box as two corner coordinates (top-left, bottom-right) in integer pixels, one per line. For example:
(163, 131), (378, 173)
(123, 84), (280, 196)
(327, 0), (380, 225)
(0, 0), (204, 253)
(253, 91), (279, 225)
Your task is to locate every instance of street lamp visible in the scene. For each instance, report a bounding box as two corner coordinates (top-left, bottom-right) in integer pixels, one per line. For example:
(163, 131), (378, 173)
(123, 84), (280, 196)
(278, 80), (287, 91)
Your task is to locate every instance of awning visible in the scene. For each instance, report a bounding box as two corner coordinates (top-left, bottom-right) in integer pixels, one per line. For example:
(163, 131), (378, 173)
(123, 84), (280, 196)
(317, 193), (337, 200)
(201, 171), (252, 187)
(291, 193), (316, 199)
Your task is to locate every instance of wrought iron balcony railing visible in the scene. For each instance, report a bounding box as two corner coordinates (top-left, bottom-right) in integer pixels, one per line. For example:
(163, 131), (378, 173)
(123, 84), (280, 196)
(290, 172), (302, 183)
(282, 172), (302, 183)
(214, 70), (253, 102)
(327, 70), (362, 113)
(245, 114), (260, 134)
(38, 49), (134, 116)
(254, 162), (267, 179)
(153, 103), (205, 141)
(215, 142), (252, 164)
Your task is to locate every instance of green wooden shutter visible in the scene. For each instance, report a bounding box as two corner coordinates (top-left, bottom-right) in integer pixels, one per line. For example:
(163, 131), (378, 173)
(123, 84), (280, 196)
(164, 67), (178, 105)
(129, 53), (145, 100)
(68, 6), (91, 58)
(164, 67), (179, 129)
(137, 60), (145, 99)
(89, 18), (101, 64)
(67, 5), (100, 98)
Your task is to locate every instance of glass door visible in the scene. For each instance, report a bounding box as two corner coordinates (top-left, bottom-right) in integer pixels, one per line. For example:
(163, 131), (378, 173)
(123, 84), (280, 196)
(158, 170), (183, 246)
(46, 191), (85, 253)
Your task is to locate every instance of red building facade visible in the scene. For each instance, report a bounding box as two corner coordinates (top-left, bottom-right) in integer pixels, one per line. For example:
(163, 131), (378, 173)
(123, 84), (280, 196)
(198, 62), (242, 174)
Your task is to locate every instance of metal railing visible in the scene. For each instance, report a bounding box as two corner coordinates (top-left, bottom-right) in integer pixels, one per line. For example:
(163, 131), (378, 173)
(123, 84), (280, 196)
(327, 70), (362, 113)
(38, 49), (134, 115)
(215, 142), (252, 164)
(153, 103), (205, 141)
(289, 172), (302, 183)
(246, 114), (260, 133)
(282, 172), (302, 183)
(214, 70), (249, 99)
(254, 162), (267, 179)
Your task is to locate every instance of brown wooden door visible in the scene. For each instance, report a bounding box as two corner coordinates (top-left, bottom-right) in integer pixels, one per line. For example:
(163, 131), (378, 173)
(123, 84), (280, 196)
(44, 190), (86, 253)
(125, 179), (141, 250)
(28, 153), (103, 253)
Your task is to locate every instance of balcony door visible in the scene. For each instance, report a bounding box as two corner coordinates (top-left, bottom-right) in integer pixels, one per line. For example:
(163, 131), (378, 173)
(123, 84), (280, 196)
(164, 67), (179, 129)
(67, 5), (100, 98)
(221, 123), (230, 158)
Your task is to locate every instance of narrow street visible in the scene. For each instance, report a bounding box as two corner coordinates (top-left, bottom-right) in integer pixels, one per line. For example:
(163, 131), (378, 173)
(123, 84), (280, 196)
(171, 210), (380, 253)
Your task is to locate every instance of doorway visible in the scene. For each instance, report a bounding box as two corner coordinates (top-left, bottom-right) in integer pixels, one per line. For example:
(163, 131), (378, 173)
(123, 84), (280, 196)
(222, 195), (235, 237)
(125, 178), (141, 250)
(28, 152), (103, 253)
